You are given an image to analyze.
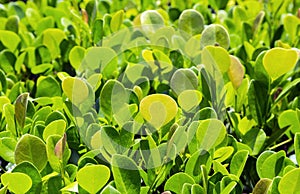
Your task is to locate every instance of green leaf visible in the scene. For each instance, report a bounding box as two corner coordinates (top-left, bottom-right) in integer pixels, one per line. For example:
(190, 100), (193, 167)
(164, 172), (195, 194)
(124, 63), (146, 84)
(62, 77), (89, 105)
(83, 47), (118, 79)
(26, 8), (41, 30)
(42, 28), (66, 59)
(230, 150), (249, 178)
(253, 52), (269, 84)
(200, 24), (230, 50)
(283, 14), (300, 42)
(140, 94), (178, 128)
(185, 150), (211, 183)
(269, 177), (281, 194)
(221, 181), (237, 194)
(208, 0), (229, 10)
(0, 30), (21, 52)
(87, 73), (102, 91)
(256, 151), (292, 179)
(36, 16), (55, 35)
(213, 146), (234, 163)
(294, 133), (300, 165)
(0, 69), (7, 94)
(195, 119), (227, 151)
(228, 55), (245, 89)
(110, 10), (124, 33)
(31, 63), (53, 74)
(15, 93), (28, 129)
(3, 103), (16, 136)
(248, 80), (269, 126)
(193, 107), (218, 121)
(77, 165), (110, 193)
(1, 172), (32, 194)
(5, 15), (19, 34)
(263, 48), (298, 80)
(0, 137), (17, 163)
(213, 161), (229, 175)
(274, 78), (300, 104)
(92, 19), (104, 45)
(256, 151), (274, 178)
(69, 46), (86, 70)
(140, 10), (165, 33)
(46, 135), (71, 172)
(170, 68), (198, 96)
(185, 35), (201, 57)
(253, 178), (272, 194)
(15, 134), (48, 171)
(0, 50), (16, 73)
(101, 126), (134, 154)
(191, 184), (204, 194)
(178, 90), (202, 112)
(178, 9), (204, 38)
(278, 168), (300, 194)
(0, 185), (7, 194)
(100, 184), (121, 194)
(152, 49), (173, 74)
(12, 161), (42, 194)
(100, 80), (128, 121)
(201, 45), (231, 74)
(278, 109), (300, 134)
(45, 110), (67, 125)
(46, 175), (63, 193)
(181, 183), (192, 193)
(111, 154), (141, 194)
(43, 119), (66, 141)
(242, 128), (266, 155)
(36, 76), (61, 97)
(169, 126), (188, 153)
(61, 182), (78, 193)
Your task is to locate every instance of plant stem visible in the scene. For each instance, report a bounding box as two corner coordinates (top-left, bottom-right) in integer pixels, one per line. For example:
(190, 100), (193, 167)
(268, 138), (292, 150)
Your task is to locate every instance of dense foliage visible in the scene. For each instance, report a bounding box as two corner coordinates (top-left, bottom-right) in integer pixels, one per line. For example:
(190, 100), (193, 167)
(0, 0), (300, 193)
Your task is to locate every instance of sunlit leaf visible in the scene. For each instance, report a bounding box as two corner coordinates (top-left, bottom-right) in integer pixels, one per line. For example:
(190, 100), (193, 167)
(140, 94), (178, 128)
(77, 165), (110, 193)
(263, 48), (298, 80)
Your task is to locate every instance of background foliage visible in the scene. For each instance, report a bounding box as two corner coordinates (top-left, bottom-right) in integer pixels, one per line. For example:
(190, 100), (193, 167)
(0, 0), (300, 193)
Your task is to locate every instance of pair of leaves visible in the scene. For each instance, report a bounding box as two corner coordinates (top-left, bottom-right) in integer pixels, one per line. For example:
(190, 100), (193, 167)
(256, 151), (294, 179)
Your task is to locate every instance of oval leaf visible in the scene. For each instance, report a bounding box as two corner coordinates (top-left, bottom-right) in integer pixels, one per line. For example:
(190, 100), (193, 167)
(43, 119), (66, 141)
(15, 134), (48, 171)
(200, 24), (230, 50)
(178, 90), (202, 112)
(164, 172), (195, 194)
(228, 55), (245, 89)
(178, 9), (204, 38)
(62, 77), (89, 105)
(278, 168), (300, 194)
(12, 161), (42, 194)
(195, 119), (227, 151)
(140, 94), (178, 128)
(77, 165), (110, 193)
(263, 48), (298, 80)
(1, 172), (32, 194)
(111, 154), (141, 193)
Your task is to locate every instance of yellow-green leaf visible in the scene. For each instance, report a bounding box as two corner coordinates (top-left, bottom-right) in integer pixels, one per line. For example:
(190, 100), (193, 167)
(228, 55), (245, 89)
(62, 77), (89, 104)
(140, 94), (178, 128)
(263, 48), (298, 80)
(1, 172), (32, 194)
(77, 165), (110, 193)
